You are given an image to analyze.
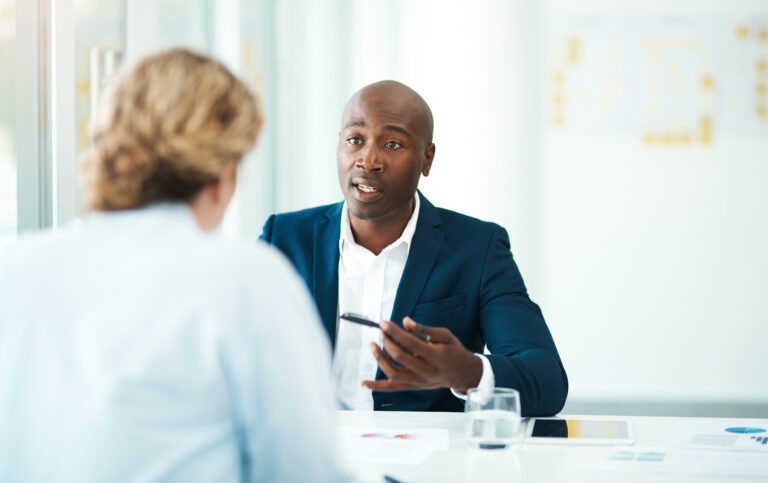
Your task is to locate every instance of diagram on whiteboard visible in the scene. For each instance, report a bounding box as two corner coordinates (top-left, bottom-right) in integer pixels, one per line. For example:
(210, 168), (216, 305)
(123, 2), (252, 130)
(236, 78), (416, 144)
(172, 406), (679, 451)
(546, 15), (768, 146)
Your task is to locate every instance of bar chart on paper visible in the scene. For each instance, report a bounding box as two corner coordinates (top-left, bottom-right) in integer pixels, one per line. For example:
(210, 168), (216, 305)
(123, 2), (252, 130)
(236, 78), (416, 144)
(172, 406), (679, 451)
(750, 435), (768, 446)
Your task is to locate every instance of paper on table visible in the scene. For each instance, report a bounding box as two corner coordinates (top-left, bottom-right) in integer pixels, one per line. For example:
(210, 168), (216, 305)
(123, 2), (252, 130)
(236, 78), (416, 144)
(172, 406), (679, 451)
(337, 427), (450, 465)
(664, 420), (768, 453)
(581, 446), (768, 479)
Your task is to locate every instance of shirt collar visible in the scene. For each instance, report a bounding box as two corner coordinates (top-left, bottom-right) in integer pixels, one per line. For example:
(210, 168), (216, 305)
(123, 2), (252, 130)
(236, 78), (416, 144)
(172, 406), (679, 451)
(339, 193), (421, 256)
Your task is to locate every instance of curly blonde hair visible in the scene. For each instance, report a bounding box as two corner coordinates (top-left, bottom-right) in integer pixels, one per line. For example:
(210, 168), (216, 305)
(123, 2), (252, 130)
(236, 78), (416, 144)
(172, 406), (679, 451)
(79, 48), (263, 211)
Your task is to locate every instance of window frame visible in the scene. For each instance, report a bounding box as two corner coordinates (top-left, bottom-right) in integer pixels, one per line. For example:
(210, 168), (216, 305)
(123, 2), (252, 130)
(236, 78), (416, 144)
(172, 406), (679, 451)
(15, 0), (77, 234)
(15, 0), (51, 232)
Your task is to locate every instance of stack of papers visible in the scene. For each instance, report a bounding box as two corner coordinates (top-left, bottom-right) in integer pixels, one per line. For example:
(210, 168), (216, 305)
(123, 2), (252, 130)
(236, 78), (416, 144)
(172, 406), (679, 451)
(583, 420), (768, 478)
(583, 446), (768, 479)
(664, 420), (768, 453)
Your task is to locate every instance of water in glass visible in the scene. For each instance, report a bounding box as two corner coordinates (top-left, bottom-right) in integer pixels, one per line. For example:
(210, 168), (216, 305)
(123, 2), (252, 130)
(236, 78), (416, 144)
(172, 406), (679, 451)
(465, 388), (521, 450)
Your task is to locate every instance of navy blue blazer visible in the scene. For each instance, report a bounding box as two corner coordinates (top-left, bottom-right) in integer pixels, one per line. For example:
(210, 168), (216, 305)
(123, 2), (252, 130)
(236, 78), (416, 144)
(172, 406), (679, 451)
(260, 192), (568, 416)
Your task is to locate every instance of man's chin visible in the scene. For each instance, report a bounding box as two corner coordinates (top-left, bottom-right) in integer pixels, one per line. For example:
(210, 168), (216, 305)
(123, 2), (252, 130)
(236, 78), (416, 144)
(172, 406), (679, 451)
(346, 204), (383, 222)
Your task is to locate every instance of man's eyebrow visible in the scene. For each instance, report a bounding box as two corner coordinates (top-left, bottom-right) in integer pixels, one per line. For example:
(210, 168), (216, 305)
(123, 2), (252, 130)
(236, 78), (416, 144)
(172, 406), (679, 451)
(382, 125), (412, 137)
(342, 122), (412, 138)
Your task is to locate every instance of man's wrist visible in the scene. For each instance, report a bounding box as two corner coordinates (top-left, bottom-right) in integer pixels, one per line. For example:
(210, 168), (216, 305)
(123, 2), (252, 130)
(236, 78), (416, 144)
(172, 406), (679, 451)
(450, 350), (484, 393)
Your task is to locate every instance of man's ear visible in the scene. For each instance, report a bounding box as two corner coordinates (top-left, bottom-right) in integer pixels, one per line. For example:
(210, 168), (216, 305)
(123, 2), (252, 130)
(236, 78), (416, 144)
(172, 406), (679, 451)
(422, 143), (435, 176)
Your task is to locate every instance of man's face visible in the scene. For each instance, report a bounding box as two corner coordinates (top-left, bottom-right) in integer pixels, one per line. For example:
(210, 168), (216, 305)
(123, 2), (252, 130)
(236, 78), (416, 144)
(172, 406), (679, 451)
(337, 90), (433, 222)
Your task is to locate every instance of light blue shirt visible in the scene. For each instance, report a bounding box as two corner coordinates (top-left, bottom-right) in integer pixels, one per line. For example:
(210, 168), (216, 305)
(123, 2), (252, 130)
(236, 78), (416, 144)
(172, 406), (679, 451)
(0, 203), (347, 482)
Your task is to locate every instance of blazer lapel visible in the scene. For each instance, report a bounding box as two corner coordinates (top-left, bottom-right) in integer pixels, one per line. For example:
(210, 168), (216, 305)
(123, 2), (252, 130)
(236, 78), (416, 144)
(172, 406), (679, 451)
(390, 192), (444, 327)
(313, 203), (342, 349)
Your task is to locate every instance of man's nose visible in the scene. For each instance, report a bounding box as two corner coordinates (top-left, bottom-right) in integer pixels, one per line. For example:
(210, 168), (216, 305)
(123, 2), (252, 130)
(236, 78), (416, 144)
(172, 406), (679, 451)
(355, 146), (383, 172)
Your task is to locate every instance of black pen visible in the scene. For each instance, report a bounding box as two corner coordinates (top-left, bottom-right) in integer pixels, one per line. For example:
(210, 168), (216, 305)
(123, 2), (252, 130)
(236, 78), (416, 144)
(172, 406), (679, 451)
(340, 313), (431, 342)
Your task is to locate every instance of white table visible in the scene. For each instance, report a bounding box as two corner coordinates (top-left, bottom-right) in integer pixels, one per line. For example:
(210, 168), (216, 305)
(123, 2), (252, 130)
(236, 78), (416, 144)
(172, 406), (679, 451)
(336, 411), (768, 482)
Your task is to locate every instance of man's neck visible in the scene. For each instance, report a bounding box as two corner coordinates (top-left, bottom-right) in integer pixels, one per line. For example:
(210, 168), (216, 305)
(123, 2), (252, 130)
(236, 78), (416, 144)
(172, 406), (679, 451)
(349, 200), (415, 256)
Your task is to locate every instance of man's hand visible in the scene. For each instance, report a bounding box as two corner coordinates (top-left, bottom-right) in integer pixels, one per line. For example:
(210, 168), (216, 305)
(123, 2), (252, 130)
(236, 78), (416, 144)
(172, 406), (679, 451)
(361, 317), (483, 393)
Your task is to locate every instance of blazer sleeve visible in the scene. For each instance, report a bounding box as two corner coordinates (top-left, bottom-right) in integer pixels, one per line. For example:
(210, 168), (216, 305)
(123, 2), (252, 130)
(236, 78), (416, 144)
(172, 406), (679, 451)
(479, 225), (568, 417)
(259, 215), (276, 243)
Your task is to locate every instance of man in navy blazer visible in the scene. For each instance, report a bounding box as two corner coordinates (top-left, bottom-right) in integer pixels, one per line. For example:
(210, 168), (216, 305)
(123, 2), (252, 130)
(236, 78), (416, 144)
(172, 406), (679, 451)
(260, 81), (567, 416)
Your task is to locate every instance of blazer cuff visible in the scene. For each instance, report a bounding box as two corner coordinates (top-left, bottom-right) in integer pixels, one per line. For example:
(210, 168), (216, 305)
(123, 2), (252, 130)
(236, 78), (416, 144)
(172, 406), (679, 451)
(450, 354), (496, 400)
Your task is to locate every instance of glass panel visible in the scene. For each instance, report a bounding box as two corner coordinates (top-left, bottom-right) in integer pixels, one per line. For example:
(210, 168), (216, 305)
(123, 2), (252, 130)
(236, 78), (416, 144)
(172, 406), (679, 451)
(73, 0), (212, 160)
(67, 1), (277, 237)
(0, 0), (16, 242)
(74, 1), (127, 161)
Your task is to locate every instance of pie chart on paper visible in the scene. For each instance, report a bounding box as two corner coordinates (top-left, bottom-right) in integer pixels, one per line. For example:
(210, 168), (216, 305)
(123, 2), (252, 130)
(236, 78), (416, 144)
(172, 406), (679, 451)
(725, 427), (766, 434)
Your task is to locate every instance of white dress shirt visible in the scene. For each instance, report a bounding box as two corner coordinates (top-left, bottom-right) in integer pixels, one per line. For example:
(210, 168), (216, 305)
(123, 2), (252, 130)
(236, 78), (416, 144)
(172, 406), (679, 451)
(0, 203), (347, 483)
(333, 196), (495, 410)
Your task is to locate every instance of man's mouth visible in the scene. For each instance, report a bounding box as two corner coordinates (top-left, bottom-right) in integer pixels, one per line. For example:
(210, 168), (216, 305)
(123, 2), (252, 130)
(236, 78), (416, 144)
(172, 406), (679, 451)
(356, 183), (378, 193)
(351, 180), (384, 201)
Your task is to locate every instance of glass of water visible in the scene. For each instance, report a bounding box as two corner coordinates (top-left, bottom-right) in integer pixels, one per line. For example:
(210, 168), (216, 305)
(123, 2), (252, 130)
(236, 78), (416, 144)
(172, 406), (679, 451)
(465, 387), (521, 450)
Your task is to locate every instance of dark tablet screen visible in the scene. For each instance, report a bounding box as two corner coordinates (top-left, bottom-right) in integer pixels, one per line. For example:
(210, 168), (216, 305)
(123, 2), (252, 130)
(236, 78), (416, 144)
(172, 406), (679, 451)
(530, 419), (630, 439)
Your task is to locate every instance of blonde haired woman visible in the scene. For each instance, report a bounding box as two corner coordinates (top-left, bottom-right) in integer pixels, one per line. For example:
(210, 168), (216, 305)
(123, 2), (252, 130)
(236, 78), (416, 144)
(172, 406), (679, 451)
(0, 49), (346, 482)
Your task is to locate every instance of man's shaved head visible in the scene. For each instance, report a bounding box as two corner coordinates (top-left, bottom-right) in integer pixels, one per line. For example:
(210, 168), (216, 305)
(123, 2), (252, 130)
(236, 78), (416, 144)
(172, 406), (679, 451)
(336, 80), (436, 235)
(342, 80), (434, 147)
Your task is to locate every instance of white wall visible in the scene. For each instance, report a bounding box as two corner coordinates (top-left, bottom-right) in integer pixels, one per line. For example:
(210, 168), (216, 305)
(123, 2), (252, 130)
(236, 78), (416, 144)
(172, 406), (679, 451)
(541, 0), (768, 407)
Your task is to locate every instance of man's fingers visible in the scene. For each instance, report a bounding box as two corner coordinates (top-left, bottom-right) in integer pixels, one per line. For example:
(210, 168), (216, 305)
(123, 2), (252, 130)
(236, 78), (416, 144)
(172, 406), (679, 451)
(368, 342), (404, 379)
(380, 320), (429, 354)
(382, 335), (433, 374)
(403, 317), (454, 343)
(369, 342), (422, 385)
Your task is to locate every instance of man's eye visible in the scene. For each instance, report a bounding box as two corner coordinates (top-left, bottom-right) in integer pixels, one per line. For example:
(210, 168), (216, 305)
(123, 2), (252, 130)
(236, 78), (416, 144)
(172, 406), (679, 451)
(347, 137), (362, 145)
(386, 141), (402, 149)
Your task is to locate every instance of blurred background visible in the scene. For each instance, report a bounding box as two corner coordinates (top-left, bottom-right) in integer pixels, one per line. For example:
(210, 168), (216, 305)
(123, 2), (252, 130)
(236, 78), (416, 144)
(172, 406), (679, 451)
(1, 0), (766, 417)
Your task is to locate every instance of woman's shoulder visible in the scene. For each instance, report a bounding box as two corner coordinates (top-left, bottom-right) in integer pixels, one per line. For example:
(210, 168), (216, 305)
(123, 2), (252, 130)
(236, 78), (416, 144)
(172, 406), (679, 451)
(201, 236), (305, 290)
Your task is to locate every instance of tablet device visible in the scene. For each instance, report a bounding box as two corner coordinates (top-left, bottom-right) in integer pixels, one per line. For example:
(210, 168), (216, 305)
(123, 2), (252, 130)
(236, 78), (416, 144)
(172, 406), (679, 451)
(525, 417), (633, 445)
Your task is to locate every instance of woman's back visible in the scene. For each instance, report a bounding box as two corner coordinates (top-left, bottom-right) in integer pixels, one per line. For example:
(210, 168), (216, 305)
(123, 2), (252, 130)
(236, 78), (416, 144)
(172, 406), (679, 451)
(0, 203), (345, 482)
